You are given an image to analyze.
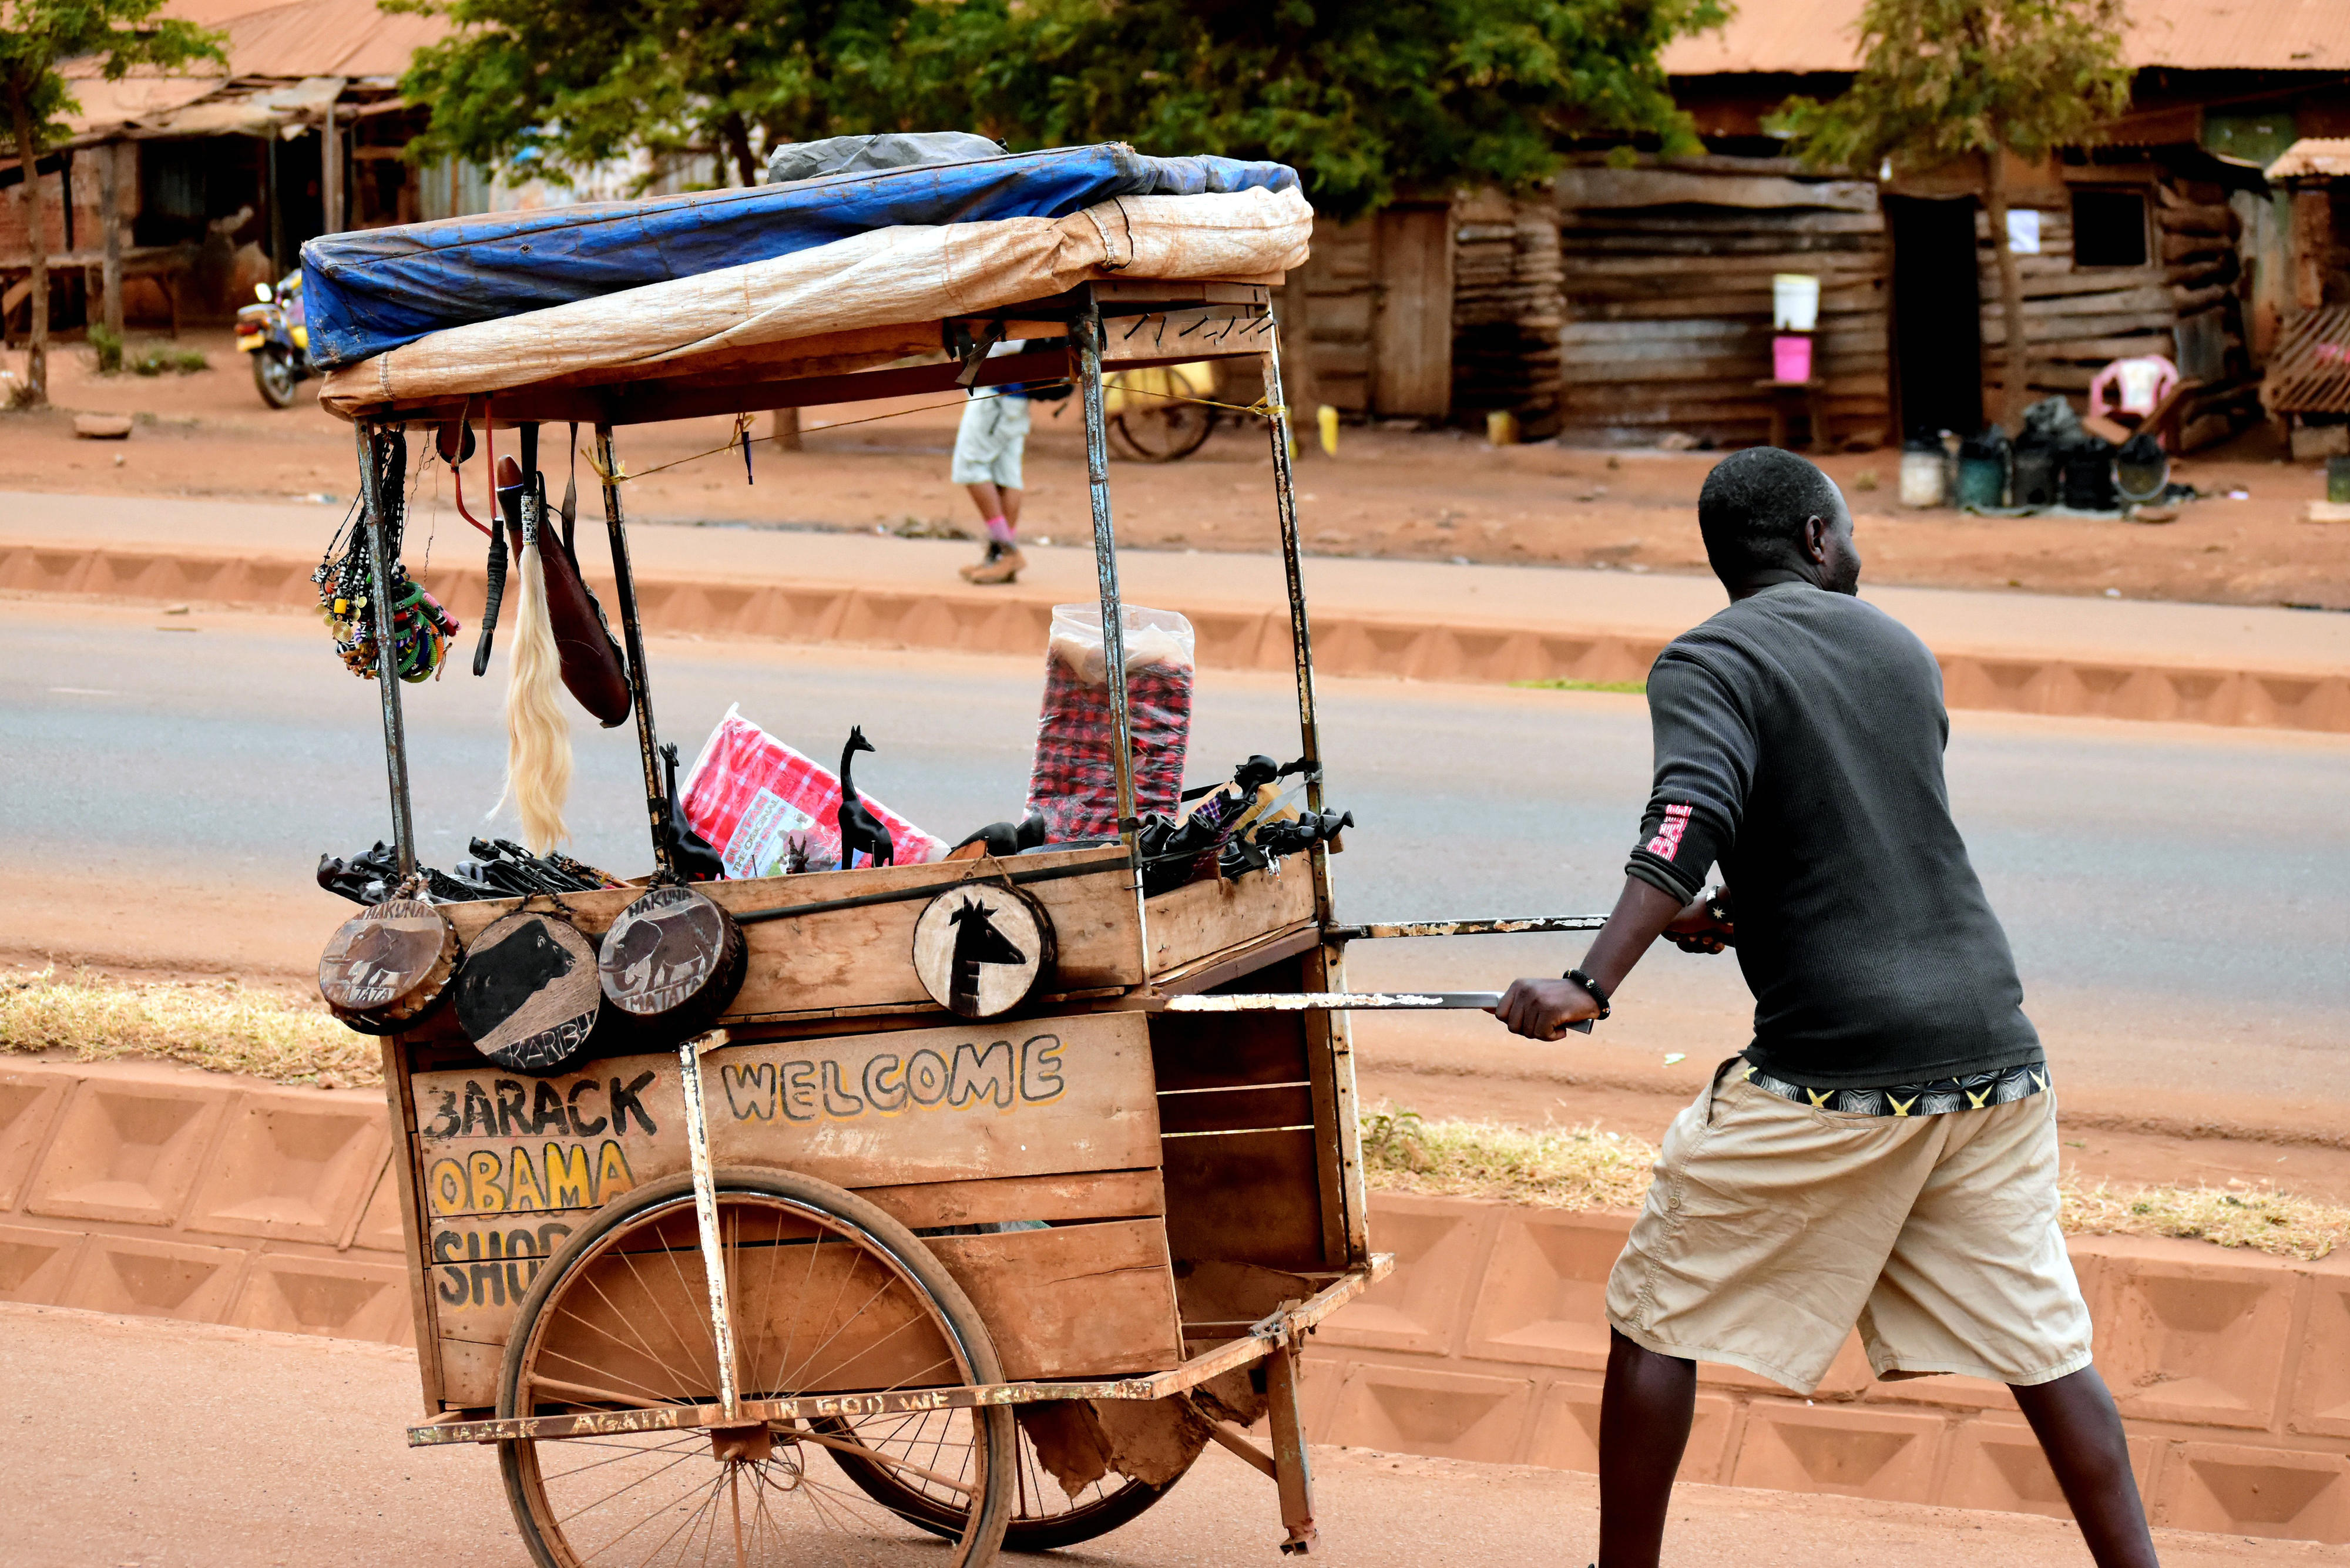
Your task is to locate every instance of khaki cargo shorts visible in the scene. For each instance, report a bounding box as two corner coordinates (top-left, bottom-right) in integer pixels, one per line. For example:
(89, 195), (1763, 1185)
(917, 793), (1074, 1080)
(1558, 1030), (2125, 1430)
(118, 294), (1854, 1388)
(1605, 1057), (2094, 1395)
(951, 393), (1031, 489)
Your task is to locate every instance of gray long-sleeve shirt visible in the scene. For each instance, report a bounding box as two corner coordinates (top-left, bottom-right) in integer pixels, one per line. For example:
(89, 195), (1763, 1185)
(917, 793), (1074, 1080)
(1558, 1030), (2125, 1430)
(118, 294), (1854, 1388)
(1624, 581), (2043, 1087)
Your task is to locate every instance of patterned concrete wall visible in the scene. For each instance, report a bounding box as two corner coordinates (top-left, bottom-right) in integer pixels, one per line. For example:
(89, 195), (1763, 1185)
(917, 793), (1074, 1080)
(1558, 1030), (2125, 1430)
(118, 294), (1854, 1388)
(0, 1062), (411, 1345)
(1302, 1194), (2350, 1545)
(7, 1062), (2348, 1543)
(6, 539), (2345, 734)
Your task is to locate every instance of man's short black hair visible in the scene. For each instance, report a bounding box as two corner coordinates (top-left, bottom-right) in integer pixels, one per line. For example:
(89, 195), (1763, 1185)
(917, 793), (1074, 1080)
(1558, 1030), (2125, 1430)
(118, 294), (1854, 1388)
(1697, 446), (1845, 581)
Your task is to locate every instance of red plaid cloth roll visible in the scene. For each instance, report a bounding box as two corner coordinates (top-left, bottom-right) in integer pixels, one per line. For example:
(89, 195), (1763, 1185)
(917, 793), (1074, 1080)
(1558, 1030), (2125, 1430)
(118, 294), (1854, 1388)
(1025, 659), (1193, 841)
(682, 707), (944, 875)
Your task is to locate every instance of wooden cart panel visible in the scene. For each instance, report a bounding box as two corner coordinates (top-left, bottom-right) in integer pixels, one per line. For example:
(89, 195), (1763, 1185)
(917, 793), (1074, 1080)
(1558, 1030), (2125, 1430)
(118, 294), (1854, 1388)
(405, 1010), (1180, 1407)
(437, 844), (1315, 1025)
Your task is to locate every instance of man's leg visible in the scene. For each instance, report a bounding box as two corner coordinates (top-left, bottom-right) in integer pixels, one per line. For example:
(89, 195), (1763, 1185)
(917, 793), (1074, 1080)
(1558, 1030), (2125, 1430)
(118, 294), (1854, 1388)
(964, 481), (1005, 530)
(2010, 1366), (2159, 1567)
(998, 484), (1023, 530)
(1597, 1328), (1695, 1568)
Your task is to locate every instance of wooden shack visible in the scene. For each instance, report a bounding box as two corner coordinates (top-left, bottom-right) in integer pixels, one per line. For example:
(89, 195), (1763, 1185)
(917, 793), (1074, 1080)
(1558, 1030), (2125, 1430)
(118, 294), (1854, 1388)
(1551, 153), (1891, 448)
(1976, 164), (2257, 449)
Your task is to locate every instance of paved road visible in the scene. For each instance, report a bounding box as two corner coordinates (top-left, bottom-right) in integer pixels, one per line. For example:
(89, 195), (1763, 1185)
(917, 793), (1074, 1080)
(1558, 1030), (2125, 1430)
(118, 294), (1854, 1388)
(2, 1304), (2325, 1568)
(3, 598), (2346, 1119)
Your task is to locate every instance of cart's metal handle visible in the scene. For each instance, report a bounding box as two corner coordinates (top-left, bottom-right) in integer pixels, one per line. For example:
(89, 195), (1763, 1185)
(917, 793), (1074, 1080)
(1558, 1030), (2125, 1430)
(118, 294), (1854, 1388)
(1326, 915), (1607, 941)
(1153, 991), (1591, 1033)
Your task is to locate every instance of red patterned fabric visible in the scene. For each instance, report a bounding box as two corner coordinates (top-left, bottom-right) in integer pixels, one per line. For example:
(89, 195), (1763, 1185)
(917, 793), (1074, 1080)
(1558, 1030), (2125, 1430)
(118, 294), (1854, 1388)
(682, 707), (944, 876)
(1025, 659), (1193, 841)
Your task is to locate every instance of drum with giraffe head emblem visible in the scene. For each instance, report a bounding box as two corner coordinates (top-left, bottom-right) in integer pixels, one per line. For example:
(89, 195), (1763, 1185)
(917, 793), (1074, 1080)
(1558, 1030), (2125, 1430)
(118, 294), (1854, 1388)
(910, 882), (1056, 1019)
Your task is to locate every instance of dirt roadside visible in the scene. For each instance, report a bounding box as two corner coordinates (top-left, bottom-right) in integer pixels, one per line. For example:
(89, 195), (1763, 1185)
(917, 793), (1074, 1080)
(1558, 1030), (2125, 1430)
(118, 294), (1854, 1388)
(6, 328), (2346, 612)
(3, 1301), (2330, 1568)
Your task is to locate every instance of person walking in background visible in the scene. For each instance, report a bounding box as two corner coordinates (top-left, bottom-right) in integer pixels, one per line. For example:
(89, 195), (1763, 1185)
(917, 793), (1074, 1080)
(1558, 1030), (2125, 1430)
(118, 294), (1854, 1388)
(953, 378), (1030, 585)
(1495, 446), (2160, 1568)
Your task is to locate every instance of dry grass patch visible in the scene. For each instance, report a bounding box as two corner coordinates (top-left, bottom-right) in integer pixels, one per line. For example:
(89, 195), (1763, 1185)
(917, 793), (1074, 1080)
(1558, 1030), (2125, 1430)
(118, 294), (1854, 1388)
(1361, 1107), (2347, 1263)
(0, 966), (378, 1088)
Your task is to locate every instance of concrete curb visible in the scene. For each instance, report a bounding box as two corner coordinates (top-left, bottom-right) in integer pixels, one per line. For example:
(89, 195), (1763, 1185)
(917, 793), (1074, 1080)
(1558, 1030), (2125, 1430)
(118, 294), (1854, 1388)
(5, 538), (2346, 733)
(4, 1059), (2345, 1542)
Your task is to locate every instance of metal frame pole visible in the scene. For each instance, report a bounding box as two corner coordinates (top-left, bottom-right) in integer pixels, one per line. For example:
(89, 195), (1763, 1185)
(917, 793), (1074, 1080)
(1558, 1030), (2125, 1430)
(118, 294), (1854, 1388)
(357, 422), (418, 877)
(1257, 313), (1333, 923)
(1076, 287), (1151, 959)
(594, 422), (674, 874)
(1260, 305), (1367, 1265)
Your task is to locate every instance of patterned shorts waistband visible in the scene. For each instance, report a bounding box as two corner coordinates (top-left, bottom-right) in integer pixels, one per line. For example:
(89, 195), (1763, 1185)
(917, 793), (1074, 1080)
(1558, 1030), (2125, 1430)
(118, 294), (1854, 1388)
(1738, 1059), (2049, 1117)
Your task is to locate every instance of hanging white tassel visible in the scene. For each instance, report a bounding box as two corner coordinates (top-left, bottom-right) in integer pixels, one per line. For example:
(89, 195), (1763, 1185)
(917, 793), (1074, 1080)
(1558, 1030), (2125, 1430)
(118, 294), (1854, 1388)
(493, 512), (572, 851)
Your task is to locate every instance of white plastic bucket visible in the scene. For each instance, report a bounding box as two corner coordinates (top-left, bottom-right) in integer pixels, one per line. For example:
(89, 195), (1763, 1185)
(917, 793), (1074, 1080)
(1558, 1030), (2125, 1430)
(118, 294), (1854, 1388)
(1899, 449), (1946, 508)
(1772, 273), (1821, 332)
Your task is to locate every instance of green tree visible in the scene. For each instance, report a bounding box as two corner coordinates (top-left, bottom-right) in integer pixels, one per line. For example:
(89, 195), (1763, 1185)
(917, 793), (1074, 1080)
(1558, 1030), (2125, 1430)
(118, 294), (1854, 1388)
(1771, 0), (2130, 425)
(982, 0), (1723, 426)
(2, 0), (222, 405)
(392, 0), (1001, 190)
(991, 0), (1719, 223)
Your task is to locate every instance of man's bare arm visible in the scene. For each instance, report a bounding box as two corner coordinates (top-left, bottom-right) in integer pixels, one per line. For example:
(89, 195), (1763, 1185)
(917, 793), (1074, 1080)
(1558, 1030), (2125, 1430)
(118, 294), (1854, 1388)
(1493, 877), (1728, 1041)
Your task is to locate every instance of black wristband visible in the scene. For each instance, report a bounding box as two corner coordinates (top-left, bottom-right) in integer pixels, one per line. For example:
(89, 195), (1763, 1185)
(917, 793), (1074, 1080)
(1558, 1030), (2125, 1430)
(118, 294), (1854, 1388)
(1563, 968), (1612, 1020)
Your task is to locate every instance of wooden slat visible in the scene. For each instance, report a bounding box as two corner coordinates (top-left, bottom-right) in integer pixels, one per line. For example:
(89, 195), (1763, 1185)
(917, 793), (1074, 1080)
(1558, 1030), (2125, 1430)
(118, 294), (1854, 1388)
(382, 1039), (445, 1413)
(1157, 1083), (1315, 1137)
(1148, 989), (1313, 1095)
(442, 847), (1142, 1020)
(1555, 167), (1879, 213)
(861, 1167), (1164, 1231)
(928, 1219), (1183, 1379)
(1145, 866), (1318, 979)
(1163, 1128), (1326, 1274)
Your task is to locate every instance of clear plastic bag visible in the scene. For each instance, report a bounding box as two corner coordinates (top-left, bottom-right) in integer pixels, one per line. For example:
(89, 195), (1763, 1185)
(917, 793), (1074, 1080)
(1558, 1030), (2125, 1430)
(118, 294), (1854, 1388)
(1024, 605), (1195, 841)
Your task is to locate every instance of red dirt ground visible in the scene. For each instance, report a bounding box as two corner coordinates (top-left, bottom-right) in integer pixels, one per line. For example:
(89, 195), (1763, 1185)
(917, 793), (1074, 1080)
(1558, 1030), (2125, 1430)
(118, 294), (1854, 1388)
(6, 327), (2346, 611)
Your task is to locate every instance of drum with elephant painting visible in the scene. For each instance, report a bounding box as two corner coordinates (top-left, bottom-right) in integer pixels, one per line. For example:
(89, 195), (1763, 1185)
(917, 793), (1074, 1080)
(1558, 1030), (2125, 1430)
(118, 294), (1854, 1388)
(317, 896), (459, 1034)
(595, 882), (747, 1038)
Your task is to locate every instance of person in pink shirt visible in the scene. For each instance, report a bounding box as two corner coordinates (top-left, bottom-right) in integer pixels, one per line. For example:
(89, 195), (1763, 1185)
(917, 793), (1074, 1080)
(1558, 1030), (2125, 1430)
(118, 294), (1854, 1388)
(2089, 354), (2178, 425)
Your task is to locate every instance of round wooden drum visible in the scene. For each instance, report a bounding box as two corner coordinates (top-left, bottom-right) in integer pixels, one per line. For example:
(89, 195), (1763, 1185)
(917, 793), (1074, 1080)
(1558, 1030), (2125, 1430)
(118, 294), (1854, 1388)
(597, 884), (747, 1039)
(910, 883), (1056, 1019)
(317, 897), (459, 1035)
(456, 908), (605, 1075)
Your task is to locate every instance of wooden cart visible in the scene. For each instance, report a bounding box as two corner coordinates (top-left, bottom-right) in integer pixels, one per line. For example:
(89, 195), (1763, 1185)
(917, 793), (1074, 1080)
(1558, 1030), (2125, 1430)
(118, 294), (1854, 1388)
(326, 267), (1435, 1567)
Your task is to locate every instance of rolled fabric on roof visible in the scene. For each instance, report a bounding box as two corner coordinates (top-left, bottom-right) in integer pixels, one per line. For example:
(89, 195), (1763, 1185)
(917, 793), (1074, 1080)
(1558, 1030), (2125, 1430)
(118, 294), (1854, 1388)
(300, 144), (1298, 371)
(316, 183), (1314, 416)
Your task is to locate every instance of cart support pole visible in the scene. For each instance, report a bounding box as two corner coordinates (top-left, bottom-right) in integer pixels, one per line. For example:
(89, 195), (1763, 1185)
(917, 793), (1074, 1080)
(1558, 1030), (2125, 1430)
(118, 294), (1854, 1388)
(1265, 1337), (1318, 1556)
(357, 422), (418, 878)
(676, 1032), (740, 1419)
(1076, 287), (1150, 953)
(1258, 310), (1368, 1267)
(593, 422), (674, 875)
(1255, 315), (1330, 922)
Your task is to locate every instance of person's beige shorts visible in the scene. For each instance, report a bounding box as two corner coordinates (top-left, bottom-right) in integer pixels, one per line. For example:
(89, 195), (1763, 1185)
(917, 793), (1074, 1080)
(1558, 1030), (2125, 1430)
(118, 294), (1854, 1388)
(1606, 1057), (2093, 1395)
(951, 394), (1031, 489)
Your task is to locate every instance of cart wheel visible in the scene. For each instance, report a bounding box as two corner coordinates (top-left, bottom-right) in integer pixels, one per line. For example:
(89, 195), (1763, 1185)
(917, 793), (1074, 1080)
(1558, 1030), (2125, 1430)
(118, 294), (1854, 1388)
(1107, 367), (1214, 462)
(820, 1408), (1193, 1552)
(497, 1169), (1015, 1568)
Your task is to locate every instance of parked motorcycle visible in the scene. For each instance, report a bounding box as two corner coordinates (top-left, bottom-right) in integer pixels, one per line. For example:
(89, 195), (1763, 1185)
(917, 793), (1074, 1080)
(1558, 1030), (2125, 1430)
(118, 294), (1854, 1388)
(235, 270), (313, 408)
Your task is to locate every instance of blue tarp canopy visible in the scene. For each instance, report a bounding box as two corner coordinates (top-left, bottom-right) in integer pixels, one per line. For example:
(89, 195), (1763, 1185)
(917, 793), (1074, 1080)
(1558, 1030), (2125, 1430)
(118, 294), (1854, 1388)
(302, 145), (1297, 371)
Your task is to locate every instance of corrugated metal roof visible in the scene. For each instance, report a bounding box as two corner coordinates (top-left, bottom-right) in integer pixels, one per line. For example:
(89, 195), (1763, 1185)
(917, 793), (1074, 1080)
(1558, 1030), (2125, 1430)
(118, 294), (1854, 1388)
(216, 0), (447, 81)
(52, 0), (447, 139)
(2270, 138), (2350, 178)
(1664, 0), (2350, 75)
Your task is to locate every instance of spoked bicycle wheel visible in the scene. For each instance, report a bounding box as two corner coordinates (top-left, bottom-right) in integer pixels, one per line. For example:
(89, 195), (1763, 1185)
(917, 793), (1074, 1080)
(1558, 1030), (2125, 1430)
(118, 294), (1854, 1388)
(820, 1404), (1193, 1551)
(498, 1169), (1015, 1568)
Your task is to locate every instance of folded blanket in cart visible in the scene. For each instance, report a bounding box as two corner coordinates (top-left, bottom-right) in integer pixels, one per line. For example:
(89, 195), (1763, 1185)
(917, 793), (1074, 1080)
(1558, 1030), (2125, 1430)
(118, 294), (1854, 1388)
(314, 182), (1314, 415)
(301, 143), (1298, 371)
